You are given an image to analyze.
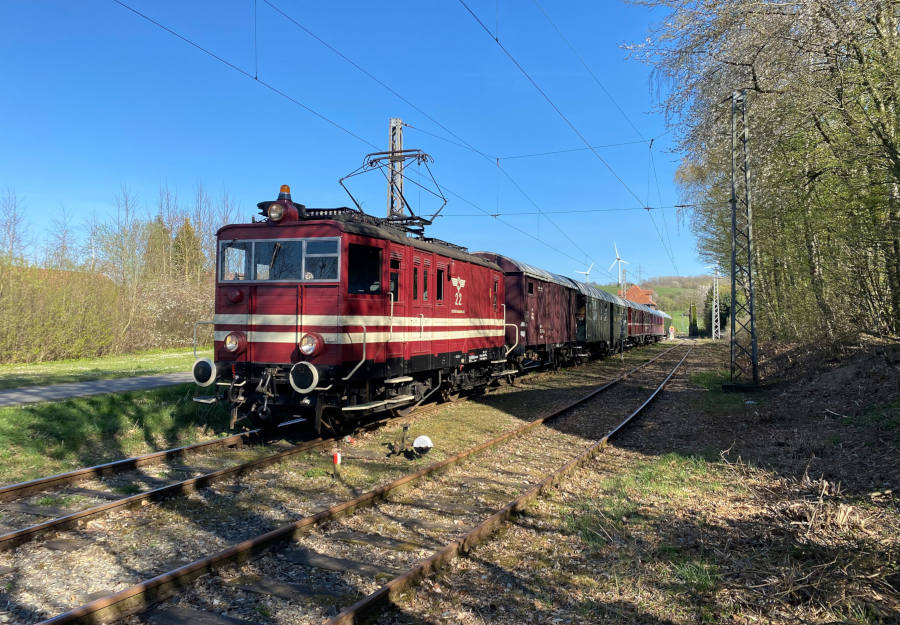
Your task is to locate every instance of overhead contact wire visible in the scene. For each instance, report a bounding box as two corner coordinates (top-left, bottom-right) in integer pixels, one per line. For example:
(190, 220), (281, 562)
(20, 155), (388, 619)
(531, 0), (646, 142)
(649, 147), (680, 275)
(265, 0), (607, 274)
(111, 0), (379, 150)
(458, 0), (646, 207)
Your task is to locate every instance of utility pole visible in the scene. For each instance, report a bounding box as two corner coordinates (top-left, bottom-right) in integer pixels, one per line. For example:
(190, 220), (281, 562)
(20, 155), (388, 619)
(728, 90), (759, 387)
(706, 265), (721, 340)
(388, 118), (404, 218)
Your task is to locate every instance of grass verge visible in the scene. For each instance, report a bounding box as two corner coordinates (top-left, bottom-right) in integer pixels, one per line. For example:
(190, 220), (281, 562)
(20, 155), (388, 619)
(0, 347), (208, 390)
(0, 383), (230, 484)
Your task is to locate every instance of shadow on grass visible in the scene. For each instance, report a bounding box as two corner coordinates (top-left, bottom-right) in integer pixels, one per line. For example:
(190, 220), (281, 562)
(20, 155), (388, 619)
(0, 384), (231, 484)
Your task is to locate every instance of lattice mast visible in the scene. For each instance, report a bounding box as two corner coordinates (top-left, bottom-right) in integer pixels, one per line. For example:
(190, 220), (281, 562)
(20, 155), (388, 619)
(729, 90), (759, 384)
(706, 265), (721, 340)
(388, 118), (404, 218)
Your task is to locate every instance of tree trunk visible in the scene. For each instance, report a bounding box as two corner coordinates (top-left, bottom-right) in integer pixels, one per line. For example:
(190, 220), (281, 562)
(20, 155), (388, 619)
(802, 200), (836, 338)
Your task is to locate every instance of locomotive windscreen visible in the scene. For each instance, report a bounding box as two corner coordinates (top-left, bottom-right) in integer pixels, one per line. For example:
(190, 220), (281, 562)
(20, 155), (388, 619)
(218, 238), (339, 282)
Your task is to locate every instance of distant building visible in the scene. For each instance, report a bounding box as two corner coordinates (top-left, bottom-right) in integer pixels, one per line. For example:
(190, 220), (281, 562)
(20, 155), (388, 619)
(620, 284), (658, 309)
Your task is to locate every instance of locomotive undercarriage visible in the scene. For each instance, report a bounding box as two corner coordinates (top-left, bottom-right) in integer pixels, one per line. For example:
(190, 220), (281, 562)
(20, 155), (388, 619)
(511, 342), (592, 372)
(206, 335), (653, 433)
(219, 347), (513, 433)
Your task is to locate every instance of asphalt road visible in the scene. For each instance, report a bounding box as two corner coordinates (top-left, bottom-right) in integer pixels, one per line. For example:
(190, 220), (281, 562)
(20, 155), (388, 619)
(0, 372), (195, 408)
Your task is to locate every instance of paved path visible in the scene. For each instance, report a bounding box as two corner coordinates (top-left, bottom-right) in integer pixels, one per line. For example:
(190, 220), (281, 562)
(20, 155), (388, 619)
(0, 372), (195, 408)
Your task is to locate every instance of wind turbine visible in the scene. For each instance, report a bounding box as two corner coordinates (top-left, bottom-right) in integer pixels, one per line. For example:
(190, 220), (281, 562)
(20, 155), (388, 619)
(574, 263), (594, 282)
(608, 242), (629, 296)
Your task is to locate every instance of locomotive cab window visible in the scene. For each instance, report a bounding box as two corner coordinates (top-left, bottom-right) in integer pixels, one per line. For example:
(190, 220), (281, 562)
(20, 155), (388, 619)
(303, 239), (338, 280)
(254, 241), (303, 281)
(347, 244), (382, 294)
(220, 240), (252, 281)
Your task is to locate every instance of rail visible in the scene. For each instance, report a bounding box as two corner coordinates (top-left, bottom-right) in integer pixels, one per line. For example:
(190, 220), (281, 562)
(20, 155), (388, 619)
(0, 431), (252, 503)
(34, 344), (681, 625)
(326, 345), (693, 625)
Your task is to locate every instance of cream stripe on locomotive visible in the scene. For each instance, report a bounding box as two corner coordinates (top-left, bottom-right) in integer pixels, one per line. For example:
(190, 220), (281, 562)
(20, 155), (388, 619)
(213, 314), (505, 328)
(213, 329), (505, 344)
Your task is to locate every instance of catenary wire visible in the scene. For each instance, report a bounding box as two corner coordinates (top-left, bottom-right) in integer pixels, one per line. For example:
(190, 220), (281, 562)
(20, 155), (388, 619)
(497, 139), (651, 160)
(649, 147), (680, 274)
(113, 0), (614, 281)
(115, 0), (631, 285)
(462, 0), (687, 284)
(110, 0), (379, 150)
(458, 0), (646, 207)
(642, 144), (678, 274)
(531, 0), (681, 277)
(531, 0), (646, 142)
(264, 0), (614, 277)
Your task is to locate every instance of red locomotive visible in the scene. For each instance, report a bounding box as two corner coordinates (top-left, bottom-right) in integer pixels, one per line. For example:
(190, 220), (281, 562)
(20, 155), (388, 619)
(193, 185), (670, 432)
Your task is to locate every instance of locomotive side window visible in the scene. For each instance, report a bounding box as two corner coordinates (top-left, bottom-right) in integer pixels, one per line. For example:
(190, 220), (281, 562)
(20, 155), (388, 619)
(347, 244), (382, 294)
(220, 241), (252, 281)
(303, 239), (338, 280)
(423, 268), (428, 301)
(436, 268), (445, 301)
(253, 241), (303, 280)
(493, 277), (499, 309)
(412, 266), (419, 300)
(389, 258), (400, 300)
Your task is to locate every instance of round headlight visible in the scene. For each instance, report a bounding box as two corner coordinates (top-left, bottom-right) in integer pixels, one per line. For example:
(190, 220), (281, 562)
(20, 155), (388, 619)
(224, 332), (244, 353)
(267, 202), (285, 221)
(299, 333), (322, 357)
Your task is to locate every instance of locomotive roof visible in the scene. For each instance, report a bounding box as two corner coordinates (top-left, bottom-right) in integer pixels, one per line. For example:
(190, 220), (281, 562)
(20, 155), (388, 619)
(219, 212), (501, 271)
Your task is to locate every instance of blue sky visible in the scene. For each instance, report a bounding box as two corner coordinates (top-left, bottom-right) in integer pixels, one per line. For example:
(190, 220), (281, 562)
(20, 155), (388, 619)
(1, 0), (703, 283)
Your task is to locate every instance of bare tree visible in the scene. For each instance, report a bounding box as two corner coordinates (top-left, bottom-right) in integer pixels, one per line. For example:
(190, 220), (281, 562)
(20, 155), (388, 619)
(0, 188), (29, 264)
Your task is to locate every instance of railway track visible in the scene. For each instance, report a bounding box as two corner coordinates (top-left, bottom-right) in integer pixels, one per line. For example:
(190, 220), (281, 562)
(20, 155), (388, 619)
(14, 342), (688, 625)
(0, 403), (440, 554)
(0, 432), (257, 504)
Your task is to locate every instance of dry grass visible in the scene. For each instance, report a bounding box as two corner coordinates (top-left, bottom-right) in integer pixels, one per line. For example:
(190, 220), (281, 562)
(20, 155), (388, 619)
(379, 340), (900, 625)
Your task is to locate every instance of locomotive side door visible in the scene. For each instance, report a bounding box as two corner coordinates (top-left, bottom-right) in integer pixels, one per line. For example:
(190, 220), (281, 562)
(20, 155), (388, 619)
(409, 253), (433, 367)
(385, 245), (407, 371)
(525, 277), (537, 345)
(432, 260), (450, 365)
